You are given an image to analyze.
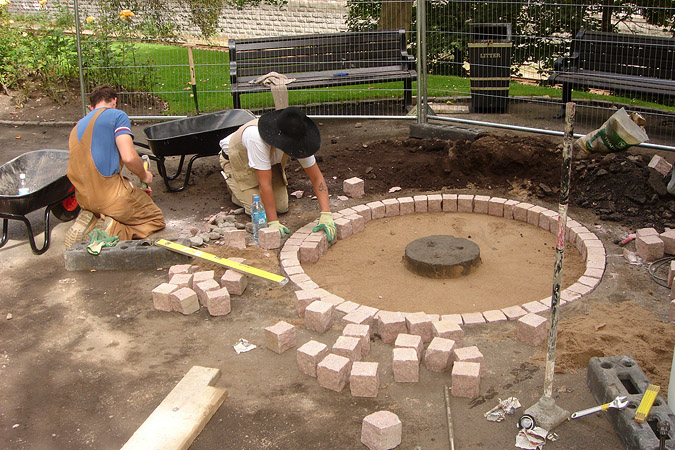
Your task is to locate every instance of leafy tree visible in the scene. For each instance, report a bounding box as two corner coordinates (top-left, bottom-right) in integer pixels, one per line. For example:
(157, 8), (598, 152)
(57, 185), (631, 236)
(347, 0), (675, 77)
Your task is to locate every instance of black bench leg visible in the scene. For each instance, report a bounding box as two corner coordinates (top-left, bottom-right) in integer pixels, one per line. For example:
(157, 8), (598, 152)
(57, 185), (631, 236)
(0, 218), (8, 249)
(404, 80), (413, 110)
(555, 83), (572, 119)
(233, 93), (241, 110)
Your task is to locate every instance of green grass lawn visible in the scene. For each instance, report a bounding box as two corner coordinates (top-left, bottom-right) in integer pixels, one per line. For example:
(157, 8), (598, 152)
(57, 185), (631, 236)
(102, 43), (675, 115)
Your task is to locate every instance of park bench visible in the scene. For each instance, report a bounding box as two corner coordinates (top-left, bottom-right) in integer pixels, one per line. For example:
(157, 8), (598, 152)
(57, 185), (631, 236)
(229, 29), (417, 110)
(549, 29), (675, 112)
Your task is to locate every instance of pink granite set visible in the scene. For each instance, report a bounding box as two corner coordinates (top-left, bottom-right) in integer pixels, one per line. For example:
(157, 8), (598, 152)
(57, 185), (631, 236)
(151, 260), (248, 316)
(630, 226), (675, 322)
(643, 157), (675, 322)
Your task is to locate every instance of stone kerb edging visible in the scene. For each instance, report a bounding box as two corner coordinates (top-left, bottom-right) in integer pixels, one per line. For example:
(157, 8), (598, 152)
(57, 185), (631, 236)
(279, 193), (606, 327)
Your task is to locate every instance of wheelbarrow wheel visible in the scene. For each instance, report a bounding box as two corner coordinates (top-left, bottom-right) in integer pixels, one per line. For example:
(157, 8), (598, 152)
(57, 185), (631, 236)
(52, 189), (80, 222)
(52, 202), (80, 222)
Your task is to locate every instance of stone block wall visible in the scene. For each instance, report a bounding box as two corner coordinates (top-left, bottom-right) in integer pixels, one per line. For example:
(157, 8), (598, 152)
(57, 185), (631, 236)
(9, 0), (348, 40)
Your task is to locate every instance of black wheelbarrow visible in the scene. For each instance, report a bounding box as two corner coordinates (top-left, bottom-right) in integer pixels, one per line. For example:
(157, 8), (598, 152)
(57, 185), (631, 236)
(134, 109), (255, 192)
(0, 150), (78, 255)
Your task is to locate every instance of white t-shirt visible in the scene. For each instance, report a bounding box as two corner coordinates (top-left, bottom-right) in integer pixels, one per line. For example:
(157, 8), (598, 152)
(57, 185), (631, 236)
(220, 126), (316, 170)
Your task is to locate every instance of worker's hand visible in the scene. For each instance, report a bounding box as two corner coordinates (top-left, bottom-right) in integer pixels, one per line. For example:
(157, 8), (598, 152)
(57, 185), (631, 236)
(313, 211), (336, 243)
(140, 170), (153, 186)
(140, 171), (153, 196)
(268, 220), (290, 238)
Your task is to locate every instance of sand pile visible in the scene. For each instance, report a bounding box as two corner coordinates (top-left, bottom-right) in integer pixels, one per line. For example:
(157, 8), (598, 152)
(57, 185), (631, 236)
(545, 300), (674, 394)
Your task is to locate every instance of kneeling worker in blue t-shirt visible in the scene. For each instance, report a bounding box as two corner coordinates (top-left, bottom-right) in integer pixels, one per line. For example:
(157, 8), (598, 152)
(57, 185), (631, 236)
(65, 85), (165, 248)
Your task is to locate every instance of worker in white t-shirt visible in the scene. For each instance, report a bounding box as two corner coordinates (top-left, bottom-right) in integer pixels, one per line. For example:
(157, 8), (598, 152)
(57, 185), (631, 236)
(219, 107), (336, 242)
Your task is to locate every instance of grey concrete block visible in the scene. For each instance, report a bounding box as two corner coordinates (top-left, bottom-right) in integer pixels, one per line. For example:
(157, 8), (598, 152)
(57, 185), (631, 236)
(587, 355), (674, 450)
(64, 239), (192, 271)
(409, 123), (486, 141)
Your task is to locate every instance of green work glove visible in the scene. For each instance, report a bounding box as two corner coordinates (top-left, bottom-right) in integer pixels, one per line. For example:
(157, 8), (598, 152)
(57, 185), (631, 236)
(86, 229), (119, 256)
(313, 211), (336, 244)
(268, 220), (290, 238)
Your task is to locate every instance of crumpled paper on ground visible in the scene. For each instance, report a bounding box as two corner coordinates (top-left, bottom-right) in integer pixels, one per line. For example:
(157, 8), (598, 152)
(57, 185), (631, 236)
(484, 397), (521, 422)
(515, 426), (548, 449)
(233, 338), (257, 354)
(623, 248), (641, 265)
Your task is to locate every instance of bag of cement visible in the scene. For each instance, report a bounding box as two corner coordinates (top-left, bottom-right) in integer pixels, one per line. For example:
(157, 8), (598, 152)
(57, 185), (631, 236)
(575, 108), (648, 154)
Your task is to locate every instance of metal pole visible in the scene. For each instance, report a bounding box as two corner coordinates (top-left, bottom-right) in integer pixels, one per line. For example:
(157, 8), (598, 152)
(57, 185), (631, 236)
(444, 385), (455, 450)
(544, 101), (575, 398)
(427, 113), (675, 152)
(73, 0), (87, 117)
(415, 0), (427, 124)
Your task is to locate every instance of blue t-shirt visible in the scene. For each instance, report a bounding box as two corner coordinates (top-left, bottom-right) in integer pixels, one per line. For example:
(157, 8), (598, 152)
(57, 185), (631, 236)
(76, 107), (134, 176)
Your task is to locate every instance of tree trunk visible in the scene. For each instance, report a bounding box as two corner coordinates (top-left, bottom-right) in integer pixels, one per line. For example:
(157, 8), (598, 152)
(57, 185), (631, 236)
(601, 2), (612, 32)
(378, 0), (413, 32)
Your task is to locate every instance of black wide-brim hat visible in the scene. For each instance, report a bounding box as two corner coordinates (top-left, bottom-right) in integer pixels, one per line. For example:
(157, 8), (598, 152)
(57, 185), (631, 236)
(258, 106), (321, 159)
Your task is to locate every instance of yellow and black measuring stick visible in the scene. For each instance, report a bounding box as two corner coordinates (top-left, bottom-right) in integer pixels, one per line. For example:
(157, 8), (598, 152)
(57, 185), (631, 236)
(634, 384), (660, 423)
(154, 239), (288, 285)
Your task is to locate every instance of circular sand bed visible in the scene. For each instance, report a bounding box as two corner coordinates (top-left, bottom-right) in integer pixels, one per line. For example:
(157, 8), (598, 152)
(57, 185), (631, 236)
(280, 195), (605, 322)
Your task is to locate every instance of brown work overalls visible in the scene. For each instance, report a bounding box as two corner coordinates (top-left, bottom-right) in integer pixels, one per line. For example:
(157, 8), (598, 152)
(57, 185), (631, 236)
(67, 108), (165, 240)
(219, 118), (289, 214)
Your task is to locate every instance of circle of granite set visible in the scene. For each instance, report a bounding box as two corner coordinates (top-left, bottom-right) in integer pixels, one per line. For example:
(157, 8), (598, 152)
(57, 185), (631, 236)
(280, 193), (606, 325)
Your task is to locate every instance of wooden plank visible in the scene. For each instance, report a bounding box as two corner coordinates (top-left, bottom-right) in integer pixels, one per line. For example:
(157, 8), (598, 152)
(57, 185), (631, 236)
(232, 68), (415, 93)
(121, 366), (227, 450)
(553, 72), (675, 95)
(573, 30), (675, 80)
(229, 29), (415, 104)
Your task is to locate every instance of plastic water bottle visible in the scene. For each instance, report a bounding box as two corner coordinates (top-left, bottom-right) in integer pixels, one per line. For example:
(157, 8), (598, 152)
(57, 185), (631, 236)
(18, 173), (29, 196)
(251, 195), (267, 245)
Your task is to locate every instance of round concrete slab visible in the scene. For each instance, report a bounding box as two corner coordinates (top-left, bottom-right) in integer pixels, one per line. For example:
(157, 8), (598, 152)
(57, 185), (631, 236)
(404, 235), (481, 278)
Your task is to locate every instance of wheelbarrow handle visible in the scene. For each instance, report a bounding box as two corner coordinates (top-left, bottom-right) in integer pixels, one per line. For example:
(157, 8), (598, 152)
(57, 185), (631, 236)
(133, 140), (150, 150)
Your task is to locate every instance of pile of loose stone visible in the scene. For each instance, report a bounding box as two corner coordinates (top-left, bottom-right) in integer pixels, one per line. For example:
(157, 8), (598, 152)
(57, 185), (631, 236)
(151, 263), (249, 316)
(185, 208), (248, 248)
(263, 304), (488, 449)
(264, 305), (484, 398)
(184, 208), (282, 250)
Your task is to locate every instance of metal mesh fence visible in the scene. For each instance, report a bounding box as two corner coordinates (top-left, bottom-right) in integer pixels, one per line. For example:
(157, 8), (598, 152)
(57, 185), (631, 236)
(413, 0), (675, 149)
(52, 0), (675, 148)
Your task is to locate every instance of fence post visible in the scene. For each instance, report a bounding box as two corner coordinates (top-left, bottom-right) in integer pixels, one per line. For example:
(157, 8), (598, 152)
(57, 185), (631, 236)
(416, 0), (427, 124)
(73, 0), (86, 117)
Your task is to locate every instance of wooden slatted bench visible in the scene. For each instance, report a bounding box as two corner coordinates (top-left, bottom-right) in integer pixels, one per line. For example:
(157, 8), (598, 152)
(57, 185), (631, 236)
(229, 29), (417, 110)
(549, 29), (675, 113)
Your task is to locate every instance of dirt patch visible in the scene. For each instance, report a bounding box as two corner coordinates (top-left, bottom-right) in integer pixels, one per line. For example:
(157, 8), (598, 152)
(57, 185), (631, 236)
(192, 244), (283, 279)
(533, 301), (675, 392)
(306, 132), (675, 233)
(1, 91), (673, 450)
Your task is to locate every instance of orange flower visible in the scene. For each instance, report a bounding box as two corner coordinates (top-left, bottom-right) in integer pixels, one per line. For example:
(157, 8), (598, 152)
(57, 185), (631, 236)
(119, 9), (134, 20)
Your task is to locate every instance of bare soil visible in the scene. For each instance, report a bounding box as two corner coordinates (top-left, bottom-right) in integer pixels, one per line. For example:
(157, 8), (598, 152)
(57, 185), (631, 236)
(0, 89), (673, 450)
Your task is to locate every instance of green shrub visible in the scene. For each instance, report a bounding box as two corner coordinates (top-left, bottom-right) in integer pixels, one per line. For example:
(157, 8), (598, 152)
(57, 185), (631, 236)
(0, 1), (78, 101)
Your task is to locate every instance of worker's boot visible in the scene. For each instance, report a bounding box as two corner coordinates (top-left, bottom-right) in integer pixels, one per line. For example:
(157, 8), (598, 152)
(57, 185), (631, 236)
(101, 215), (118, 236)
(64, 209), (99, 250)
